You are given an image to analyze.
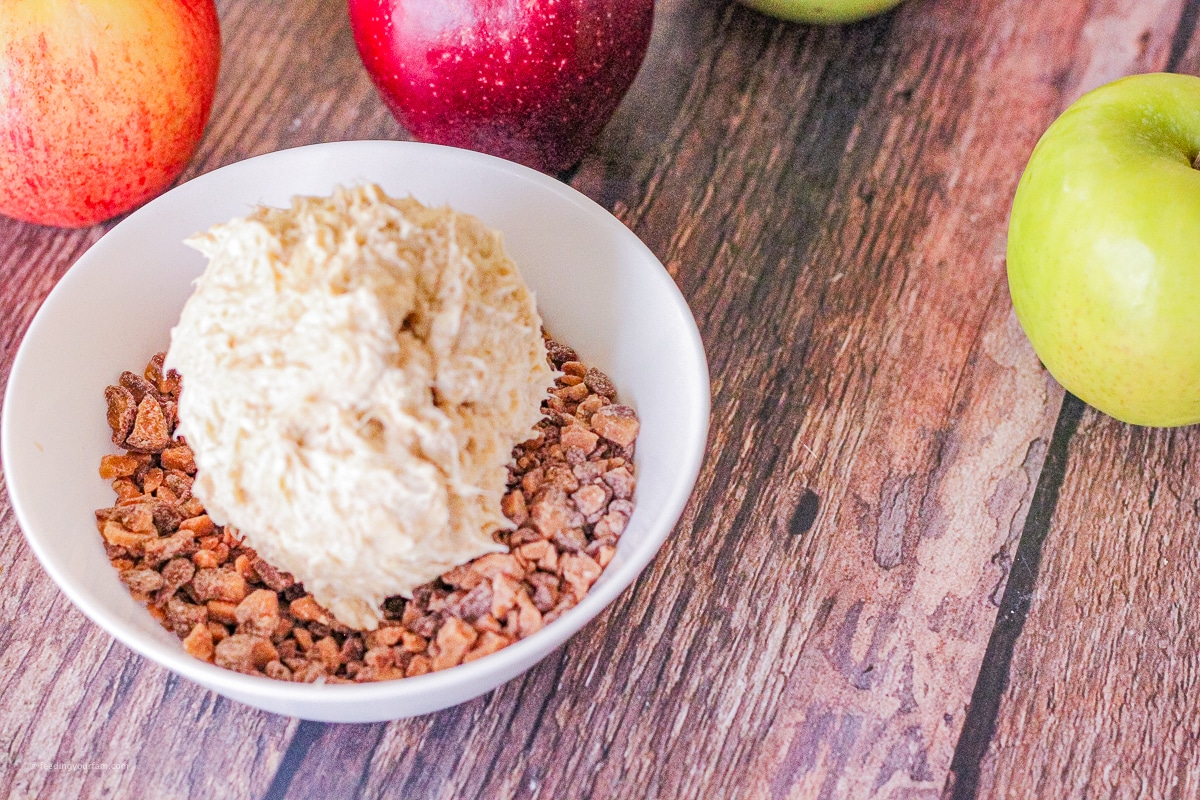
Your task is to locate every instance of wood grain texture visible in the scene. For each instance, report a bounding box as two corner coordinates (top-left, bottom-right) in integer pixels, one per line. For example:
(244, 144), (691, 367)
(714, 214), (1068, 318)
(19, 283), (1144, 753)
(1, 0), (1198, 798)
(975, 415), (1200, 799)
(965, 8), (1200, 797)
(945, 394), (1087, 800)
(946, 3), (1195, 795)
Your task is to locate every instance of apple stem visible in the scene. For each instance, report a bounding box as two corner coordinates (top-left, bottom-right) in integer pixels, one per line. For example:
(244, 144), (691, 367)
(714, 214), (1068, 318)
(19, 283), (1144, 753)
(1194, 152), (1200, 171)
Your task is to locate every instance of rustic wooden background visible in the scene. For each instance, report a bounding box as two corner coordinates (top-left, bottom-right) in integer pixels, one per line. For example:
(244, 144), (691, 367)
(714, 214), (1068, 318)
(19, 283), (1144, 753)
(2, 0), (1199, 797)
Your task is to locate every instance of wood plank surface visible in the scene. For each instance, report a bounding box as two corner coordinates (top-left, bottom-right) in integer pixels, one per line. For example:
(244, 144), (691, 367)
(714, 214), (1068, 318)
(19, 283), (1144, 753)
(0, 0), (1198, 798)
(948, 8), (1200, 799)
(960, 18), (1200, 793)
(975, 413), (1200, 799)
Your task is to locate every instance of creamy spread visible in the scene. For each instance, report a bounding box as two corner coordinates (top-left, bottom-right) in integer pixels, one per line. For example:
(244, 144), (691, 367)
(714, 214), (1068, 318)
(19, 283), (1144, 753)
(166, 184), (554, 630)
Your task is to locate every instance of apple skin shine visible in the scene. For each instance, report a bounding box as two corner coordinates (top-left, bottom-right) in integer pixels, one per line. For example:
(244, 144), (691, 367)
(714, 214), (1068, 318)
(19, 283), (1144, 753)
(1007, 72), (1200, 427)
(349, 0), (653, 174)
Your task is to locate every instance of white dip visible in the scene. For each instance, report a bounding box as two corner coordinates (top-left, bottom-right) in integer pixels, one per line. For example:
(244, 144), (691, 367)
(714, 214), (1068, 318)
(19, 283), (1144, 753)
(167, 184), (554, 630)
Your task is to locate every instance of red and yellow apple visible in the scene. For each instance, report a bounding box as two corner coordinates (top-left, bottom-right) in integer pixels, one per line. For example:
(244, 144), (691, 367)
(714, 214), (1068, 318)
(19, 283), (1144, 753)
(0, 0), (221, 228)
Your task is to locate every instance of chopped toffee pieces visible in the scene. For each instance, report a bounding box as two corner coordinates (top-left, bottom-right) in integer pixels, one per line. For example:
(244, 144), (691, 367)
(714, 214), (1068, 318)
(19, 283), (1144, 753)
(96, 344), (638, 682)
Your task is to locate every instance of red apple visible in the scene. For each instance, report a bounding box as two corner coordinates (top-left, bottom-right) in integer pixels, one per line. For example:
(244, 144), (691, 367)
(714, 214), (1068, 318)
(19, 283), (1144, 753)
(0, 0), (221, 228)
(348, 0), (653, 174)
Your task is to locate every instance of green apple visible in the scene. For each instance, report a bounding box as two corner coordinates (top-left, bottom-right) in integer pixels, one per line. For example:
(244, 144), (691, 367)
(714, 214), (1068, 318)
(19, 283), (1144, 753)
(1008, 72), (1200, 427)
(737, 0), (905, 24)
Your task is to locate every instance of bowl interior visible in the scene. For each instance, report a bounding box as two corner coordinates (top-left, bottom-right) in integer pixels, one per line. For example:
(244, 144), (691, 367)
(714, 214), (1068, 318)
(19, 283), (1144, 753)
(2, 141), (709, 721)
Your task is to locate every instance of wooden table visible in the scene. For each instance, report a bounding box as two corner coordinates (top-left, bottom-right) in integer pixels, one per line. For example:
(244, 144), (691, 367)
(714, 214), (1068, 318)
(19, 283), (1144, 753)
(3, 0), (1199, 797)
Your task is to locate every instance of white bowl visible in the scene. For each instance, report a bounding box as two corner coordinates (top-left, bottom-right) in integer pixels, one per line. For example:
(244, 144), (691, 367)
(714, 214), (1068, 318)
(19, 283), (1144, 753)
(2, 141), (709, 722)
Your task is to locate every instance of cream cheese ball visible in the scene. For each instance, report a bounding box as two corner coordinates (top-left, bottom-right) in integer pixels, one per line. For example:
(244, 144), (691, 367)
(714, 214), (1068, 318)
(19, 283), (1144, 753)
(167, 184), (555, 630)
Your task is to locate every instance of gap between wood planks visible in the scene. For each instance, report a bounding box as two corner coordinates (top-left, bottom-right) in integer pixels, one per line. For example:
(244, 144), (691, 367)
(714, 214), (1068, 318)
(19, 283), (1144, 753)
(261, 721), (325, 800)
(943, 393), (1085, 799)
